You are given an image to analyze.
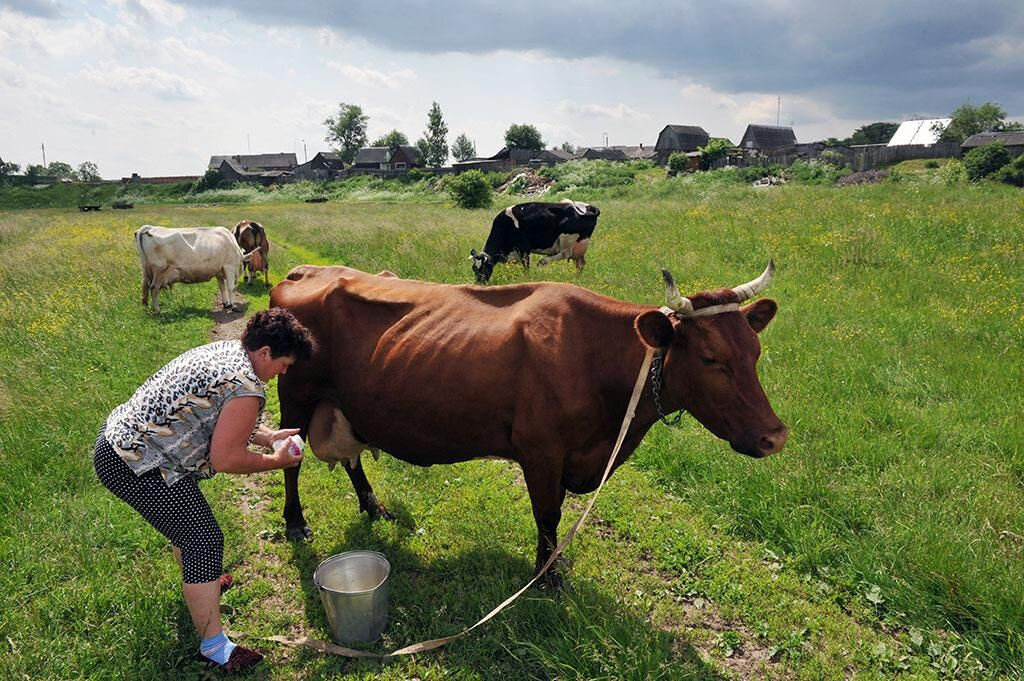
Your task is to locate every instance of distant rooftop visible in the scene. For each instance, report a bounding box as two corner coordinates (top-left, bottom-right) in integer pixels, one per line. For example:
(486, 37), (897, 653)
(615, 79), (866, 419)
(887, 119), (951, 146)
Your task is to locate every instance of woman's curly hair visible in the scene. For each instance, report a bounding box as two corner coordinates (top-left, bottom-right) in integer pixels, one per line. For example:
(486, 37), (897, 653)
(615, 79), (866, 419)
(241, 308), (316, 360)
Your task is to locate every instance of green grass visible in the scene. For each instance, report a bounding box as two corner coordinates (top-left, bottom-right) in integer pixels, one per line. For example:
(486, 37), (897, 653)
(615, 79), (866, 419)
(0, 174), (1022, 679)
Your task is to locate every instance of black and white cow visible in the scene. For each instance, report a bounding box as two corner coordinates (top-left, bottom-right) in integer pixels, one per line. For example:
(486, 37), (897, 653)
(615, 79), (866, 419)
(470, 199), (600, 283)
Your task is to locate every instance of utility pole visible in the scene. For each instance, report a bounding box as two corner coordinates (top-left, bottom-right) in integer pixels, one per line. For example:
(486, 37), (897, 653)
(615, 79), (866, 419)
(41, 142), (46, 167)
(247, 133), (251, 153)
(777, 96), (781, 127)
(303, 139), (307, 162)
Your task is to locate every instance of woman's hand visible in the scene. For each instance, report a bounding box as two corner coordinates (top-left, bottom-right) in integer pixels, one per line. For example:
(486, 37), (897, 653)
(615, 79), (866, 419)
(257, 426), (300, 448)
(266, 441), (304, 469)
(211, 398), (304, 473)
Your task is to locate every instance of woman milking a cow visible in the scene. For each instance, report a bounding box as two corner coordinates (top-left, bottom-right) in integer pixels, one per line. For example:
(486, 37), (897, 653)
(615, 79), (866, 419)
(93, 308), (315, 672)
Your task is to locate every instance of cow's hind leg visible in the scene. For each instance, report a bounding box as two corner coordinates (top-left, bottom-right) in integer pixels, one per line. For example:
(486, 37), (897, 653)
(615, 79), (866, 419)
(307, 400), (393, 521)
(343, 460), (392, 520)
(522, 462), (568, 589)
(217, 274), (234, 310)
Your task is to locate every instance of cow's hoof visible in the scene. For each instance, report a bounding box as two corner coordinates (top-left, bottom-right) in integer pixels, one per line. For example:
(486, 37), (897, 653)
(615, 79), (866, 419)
(285, 525), (313, 542)
(363, 501), (394, 521)
(537, 569), (565, 591)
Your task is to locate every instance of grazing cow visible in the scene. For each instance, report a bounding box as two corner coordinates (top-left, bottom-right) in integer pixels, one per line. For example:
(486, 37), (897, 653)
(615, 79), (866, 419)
(470, 199), (601, 283)
(233, 219), (270, 286)
(270, 262), (787, 586)
(135, 225), (254, 314)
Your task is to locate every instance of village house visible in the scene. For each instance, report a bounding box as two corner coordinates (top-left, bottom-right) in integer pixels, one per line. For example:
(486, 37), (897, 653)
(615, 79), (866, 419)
(960, 131), (1024, 159)
(291, 152), (345, 180)
(738, 125), (797, 152)
(887, 119), (951, 146)
(654, 125), (710, 164)
(207, 152), (298, 184)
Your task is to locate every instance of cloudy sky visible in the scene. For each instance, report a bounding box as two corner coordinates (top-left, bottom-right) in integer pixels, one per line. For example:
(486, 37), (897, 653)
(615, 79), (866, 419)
(2, 0), (1022, 178)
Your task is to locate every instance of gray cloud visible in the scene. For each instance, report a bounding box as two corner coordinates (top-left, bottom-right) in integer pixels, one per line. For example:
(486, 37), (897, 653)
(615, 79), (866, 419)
(0, 0), (62, 18)
(169, 0), (1024, 119)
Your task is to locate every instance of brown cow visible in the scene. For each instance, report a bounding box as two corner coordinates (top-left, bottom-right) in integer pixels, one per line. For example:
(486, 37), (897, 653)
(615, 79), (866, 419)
(233, 220), (270, 286)
(270, 262), (786, 586)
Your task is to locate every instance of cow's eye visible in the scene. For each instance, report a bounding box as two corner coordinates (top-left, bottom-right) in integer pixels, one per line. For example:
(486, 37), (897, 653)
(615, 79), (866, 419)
(701, 355), (718, 366)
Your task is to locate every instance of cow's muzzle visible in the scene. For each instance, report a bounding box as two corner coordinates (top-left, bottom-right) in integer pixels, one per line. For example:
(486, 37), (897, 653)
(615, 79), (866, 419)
(732, 424), (788, 458)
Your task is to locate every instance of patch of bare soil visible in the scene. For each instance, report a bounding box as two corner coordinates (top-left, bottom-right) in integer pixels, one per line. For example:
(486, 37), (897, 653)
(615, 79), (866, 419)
(209, 292), (309, 641)
(836, 169), (890, 186)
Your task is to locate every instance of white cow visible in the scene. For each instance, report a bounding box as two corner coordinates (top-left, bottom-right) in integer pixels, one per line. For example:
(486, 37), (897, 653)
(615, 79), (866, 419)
(135, 225), (254, 314)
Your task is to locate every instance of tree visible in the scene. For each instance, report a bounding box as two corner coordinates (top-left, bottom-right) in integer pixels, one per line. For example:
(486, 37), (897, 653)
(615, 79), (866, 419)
(370, 129), (409, 151)
(845, 122), (899, 145)
(46, 161), (74, 179)
(504, 123), (544, 150)
(75, 161), (101, 182)
(558, 141), (577, 155)
(24, 163), (46, 178)
(0, 156), (19, 180)
(936, 102), (1018, 143)
(324, 102), (369, 165)
(698, 137), (732, 170)
(450, 133), (476, 162)
(418, 101), (448, 167)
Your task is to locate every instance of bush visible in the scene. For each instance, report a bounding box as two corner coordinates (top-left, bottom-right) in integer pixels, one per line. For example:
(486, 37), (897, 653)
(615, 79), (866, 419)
(667, 152), (691, 175)
(446, 169), (492, 208)
(962, 142), (1010, 181)
(193, 169), (224, 193)
(939, 159), (968, 185)
(925, 160), (940, 169)
(785, 159), (851, 185)
(993, 154), (1024, 187)
(818, 149), (849, 167)
(537, 159), (639, 191)
(698, 138), (732, 171)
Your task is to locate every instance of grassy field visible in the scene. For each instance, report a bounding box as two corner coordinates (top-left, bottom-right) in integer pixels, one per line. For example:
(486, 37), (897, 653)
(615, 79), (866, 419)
(0, 171), (1021, 679)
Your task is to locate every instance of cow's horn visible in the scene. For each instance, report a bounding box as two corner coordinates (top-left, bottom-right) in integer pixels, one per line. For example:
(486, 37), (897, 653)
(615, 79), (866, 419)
(661, 268), (694, 315)
(731, 260), (775, 302)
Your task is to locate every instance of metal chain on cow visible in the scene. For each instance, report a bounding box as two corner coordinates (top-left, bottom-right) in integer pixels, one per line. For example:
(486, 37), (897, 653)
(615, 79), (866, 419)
(650, 351), (684, 427)
(266, 346), (657, 660)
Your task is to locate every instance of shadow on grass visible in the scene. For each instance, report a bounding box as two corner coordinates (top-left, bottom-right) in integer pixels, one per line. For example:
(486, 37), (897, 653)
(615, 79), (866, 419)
(279, 514), (726, 680)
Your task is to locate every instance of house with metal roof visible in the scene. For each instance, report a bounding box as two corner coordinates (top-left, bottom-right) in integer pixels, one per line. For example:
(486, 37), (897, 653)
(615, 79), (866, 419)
(886, 119), (951, 147)
(654, 125), (710, 164)
(961, 131), (1024, 158)
(352, 147), (393, 169)
(291, 152), (345, 181)
(738, 125), (797, 152)
(207, 153), (297, 172)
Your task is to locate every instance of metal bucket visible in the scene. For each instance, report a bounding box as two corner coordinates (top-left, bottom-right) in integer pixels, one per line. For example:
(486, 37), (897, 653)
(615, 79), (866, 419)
(313, 551), (390, 643)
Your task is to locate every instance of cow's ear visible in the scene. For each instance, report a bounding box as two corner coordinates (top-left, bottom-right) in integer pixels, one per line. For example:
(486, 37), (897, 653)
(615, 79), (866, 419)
(634, 310), (674, 349)
(743, 298), (777, 333)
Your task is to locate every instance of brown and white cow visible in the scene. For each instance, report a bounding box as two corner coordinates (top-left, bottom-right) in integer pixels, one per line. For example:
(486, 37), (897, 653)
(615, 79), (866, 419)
(135, 225), (254, 314)
(270, 262), (786, 586)
(233, 219), (270, 286)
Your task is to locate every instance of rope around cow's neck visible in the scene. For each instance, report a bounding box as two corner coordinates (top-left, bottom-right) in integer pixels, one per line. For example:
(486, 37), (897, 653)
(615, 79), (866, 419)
(267, 346), (657, 659)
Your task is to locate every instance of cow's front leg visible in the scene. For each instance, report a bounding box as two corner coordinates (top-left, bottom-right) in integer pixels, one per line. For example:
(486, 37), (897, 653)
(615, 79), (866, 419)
(283, 463), (312, 540)
(522, 463), (568, 589)
(343, 457), (393, 520)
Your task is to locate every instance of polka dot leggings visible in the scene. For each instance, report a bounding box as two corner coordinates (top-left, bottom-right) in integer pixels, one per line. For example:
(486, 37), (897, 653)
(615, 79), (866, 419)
(93, 427), (224, 584)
